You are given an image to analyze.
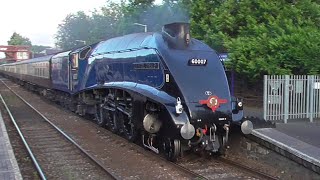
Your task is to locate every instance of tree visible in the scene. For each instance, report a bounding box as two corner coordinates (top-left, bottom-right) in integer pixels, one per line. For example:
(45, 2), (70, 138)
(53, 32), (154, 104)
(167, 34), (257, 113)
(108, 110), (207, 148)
(54, 0), (188, 50)
(55, 1), (126, 50)
(55, 11), (91, 50)
(7, 32), (32, 46)
(89, 1), (124, 43)
(190, 0), (320, 81)
(117, 0), (189, 35)
(128, 0), (155, 6)
(31, 45), (51, 54)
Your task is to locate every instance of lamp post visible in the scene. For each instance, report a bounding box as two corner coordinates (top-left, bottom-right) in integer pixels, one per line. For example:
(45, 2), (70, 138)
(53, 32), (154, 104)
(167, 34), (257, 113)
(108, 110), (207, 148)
(133, 23), (147, 32)
(75, 40), (86, 45)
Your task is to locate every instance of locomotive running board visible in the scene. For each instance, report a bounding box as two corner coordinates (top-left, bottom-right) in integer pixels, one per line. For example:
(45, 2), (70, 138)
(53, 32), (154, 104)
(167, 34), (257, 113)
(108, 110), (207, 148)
(142, 135), (159, 154)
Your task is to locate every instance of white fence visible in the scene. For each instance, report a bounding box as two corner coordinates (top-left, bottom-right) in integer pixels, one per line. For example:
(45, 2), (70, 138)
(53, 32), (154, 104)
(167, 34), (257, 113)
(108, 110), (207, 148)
(263, 75), (320, 123)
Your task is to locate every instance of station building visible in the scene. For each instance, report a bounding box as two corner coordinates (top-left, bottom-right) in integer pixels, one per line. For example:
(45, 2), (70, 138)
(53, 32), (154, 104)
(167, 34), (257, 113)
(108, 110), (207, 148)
(0, 45), (32, 64)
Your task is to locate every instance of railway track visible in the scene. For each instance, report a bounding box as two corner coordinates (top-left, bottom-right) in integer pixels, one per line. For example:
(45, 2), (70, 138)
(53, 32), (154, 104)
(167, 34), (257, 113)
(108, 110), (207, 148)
(124, 138), (278, 179)
(217, 157), (278, 180)
(0, 78), (279, 179)
(170, 147), (278, 179)
(0, 80), (118, 180)
(176, 152), (279, 180)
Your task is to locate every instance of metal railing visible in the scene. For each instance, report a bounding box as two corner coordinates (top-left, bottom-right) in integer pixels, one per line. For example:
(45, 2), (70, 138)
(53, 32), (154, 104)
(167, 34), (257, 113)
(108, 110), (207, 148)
(263, 75), (320, 123)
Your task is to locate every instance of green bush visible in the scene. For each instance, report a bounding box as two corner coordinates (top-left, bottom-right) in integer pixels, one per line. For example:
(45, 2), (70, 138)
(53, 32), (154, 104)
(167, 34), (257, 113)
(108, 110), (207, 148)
(190, 0), (320, 81)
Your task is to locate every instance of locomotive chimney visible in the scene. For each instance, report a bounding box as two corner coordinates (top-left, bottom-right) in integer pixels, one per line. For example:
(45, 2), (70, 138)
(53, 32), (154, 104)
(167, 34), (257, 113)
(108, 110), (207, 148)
(162, 22), (190, 49)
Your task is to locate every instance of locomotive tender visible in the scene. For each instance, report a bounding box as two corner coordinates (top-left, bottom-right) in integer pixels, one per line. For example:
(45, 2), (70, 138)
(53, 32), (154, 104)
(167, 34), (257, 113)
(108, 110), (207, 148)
(0, 23), (244, 161)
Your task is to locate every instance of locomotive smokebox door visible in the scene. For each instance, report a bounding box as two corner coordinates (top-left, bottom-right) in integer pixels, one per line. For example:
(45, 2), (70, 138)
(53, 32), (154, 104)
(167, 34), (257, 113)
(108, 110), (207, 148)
(162, 22), (190, 49)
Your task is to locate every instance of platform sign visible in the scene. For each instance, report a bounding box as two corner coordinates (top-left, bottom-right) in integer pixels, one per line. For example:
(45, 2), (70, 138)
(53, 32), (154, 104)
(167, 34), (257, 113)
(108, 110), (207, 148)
(218, 53), (228, 62)
(269, 81), (281, 90)
(269, 81), (282, 95)
(268, 95), (281, 104)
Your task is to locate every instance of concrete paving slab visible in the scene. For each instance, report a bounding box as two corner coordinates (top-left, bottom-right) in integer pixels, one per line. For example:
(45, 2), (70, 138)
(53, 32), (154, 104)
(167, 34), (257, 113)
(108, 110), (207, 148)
(276, 121), (320, 148)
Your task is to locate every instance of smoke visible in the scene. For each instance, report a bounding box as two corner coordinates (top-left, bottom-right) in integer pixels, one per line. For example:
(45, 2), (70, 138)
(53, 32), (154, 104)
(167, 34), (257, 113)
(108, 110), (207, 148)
(164, 2), (190, 23)
(136, 1), (190, 32)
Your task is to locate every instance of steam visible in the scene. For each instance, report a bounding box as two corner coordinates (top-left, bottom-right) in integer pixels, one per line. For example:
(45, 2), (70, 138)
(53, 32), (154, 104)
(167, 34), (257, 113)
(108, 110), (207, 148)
(134, 1), (190, 32)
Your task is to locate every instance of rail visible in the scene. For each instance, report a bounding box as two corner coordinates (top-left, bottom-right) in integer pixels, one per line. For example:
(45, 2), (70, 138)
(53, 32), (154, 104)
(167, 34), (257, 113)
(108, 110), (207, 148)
(0, 79), (119, 180)
(217, 157), (278, 180)
(0, 93), (47, 180)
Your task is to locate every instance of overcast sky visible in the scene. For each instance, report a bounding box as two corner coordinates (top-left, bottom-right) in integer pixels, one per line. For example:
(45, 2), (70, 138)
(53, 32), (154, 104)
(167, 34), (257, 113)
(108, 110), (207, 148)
(1, 0), (162, 47)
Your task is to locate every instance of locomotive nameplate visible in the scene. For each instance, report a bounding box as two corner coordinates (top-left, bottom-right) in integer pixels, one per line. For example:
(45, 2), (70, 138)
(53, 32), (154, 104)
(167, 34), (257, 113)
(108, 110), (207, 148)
(188, 58), (207, 66)
(134, 62), (160, 70)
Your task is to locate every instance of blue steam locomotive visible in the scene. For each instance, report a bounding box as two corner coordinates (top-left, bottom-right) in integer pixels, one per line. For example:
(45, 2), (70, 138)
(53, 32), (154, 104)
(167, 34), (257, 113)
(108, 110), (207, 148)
(0, 23), (244, 161)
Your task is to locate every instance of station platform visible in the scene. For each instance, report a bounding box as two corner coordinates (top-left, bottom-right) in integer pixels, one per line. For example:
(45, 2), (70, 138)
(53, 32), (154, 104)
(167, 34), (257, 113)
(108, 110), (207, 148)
(243, 105), (320, 174)
(251, 120), (320, 174)
(0, 112), (22, 180)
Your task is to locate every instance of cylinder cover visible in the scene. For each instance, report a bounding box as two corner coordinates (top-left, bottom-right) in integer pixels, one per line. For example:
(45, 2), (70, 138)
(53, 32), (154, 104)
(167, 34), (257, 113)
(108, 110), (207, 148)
(143, 114), (162, 133)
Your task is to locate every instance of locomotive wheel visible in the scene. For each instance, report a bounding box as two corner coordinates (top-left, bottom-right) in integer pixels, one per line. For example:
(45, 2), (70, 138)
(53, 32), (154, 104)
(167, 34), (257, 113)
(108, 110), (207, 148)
(122, 114), (137, 142)
(95, 104), (106, 127)
(164, 138), (181, 162)
(107, 110), (118, 133)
